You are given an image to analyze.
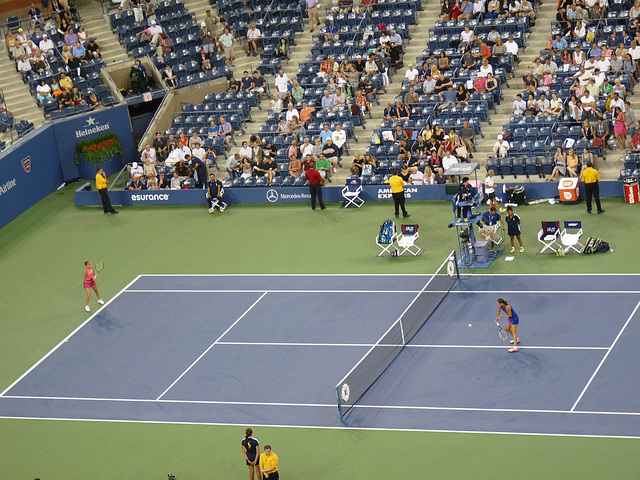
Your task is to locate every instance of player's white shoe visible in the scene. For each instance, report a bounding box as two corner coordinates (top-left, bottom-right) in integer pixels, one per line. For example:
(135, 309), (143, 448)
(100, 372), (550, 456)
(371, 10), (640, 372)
(85, 305), (90, 312)
(98, 299), (105, 305)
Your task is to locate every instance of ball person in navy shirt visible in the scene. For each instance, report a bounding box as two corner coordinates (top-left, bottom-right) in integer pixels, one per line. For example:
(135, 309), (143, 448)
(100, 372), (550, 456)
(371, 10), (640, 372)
(242, 427), (260, 480)
(505, 206), (523, 253)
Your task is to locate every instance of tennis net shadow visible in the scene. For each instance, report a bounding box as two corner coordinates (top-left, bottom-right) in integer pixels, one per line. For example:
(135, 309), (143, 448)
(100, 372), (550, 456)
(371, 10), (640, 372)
(335, 250), (460, 421)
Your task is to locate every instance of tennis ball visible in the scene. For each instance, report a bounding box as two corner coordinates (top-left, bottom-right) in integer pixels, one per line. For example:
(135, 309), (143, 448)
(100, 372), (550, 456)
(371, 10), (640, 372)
(468, 323), (472, 327)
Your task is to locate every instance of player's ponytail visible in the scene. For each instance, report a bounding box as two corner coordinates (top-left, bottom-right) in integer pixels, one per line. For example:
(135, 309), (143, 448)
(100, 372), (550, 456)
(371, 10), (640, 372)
(245, 428), (253, 439)
(497, 298), (507, 305)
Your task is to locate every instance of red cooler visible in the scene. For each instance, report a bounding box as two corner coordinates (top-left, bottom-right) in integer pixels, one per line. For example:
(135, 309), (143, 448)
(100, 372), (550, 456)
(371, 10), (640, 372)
(558, 178), (579, 203)
(623, 178), (639, 204)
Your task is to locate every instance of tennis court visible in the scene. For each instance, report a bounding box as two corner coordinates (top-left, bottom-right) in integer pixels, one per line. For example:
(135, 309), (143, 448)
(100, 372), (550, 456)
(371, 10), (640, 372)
(1, 270), (639, 438)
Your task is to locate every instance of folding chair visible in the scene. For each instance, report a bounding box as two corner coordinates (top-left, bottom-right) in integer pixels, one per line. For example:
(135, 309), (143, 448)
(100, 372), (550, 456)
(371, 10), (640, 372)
(482, 222), (504, 245)
(538, 221), (561, 254)
(397, 224), (422, 256)
(341, 177), (365, 208)
(208, 186), (228, 212)
(560, 221), (584, 254)
(376, 220), (397, 257)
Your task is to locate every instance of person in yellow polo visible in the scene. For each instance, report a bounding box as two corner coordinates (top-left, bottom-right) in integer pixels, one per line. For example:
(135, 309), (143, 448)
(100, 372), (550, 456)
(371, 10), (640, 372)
(389, 169), (410, 218)
(96, 167), (118, 214)
(581, 161), (604, 214)
(259, 444), (279, 480)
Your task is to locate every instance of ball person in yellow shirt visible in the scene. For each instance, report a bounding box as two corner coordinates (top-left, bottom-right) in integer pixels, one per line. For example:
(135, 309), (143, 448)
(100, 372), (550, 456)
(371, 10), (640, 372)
(259, 444), (279, 480)
(389, 169), (410, 218)
(96, 167), (118, 214)
(581, 161), (605, 214)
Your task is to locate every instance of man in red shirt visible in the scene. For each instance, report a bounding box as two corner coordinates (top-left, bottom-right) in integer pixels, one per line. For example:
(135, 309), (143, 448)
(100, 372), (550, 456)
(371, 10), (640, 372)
(305, 161), (326, 210)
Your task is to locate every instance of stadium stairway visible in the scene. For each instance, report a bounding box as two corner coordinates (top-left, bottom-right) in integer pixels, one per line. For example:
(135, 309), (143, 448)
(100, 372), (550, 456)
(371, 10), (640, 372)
(75, 0), (131, 64)
(182, 0), (325, 162)
(331, 0), (436, 183)
(0, 53), (46, 141)
(472, 1), (638, 181)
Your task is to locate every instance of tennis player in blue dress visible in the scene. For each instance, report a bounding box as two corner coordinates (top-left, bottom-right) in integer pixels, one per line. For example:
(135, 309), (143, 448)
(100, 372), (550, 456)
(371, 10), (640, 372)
(242, 428), (260, 480)
(496, 298), (520, 352)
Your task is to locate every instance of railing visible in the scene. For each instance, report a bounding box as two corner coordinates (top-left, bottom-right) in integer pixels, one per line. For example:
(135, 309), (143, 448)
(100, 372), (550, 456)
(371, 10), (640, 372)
(0, 7), (82, 39)
(109, 163), (130, 190)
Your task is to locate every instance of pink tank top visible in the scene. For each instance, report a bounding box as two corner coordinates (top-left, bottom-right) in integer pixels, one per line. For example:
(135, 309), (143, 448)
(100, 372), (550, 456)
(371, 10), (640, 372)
(86, 267), (94, 281)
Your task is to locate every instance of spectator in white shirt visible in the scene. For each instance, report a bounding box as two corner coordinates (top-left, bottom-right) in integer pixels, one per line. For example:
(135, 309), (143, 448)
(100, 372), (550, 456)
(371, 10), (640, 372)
(130, 161), (144, 178)
(442, 151), (458, 170)
(610, 92), (625, 112)
(17, 55), (32, 80)
(191, 142), (206, 161)
(245, 24), (261, 56)
(538, 92), (550, 113)
(505, 36), (519, 60)
(301, 137), (314, 158)
(409, 167), (425, 185)
(512, 93), (526, 115)
(238, 140), (253, 159)
(39, 34), (55, 56)
(331, 124), (347, 163)
(460, 26), (475, 48)
(274, 69), (289, 98)
(405, 64), (419, 84)
(285, 103), (299, 122)
(580, 92), (597, 120)
(479, 58), (493, 77)
(493, 135), (510, 157)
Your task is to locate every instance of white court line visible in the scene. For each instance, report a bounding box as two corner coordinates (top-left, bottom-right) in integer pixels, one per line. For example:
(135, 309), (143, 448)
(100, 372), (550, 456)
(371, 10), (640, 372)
(125, 289), (429, 294)
(124, 289), (640, 294)
(0, 415), (639, 440)
(0, 275), (142, 397)
(154, 292), (268, 401)
(216, 341), (609, 351)
(138, 273), (433, 277)
(448, 290), (640, 294)
(334, 253), (456, 390)
(3, 394), (640, 418)
(137, 273), (640, 277)
(571, 300), (640, 411)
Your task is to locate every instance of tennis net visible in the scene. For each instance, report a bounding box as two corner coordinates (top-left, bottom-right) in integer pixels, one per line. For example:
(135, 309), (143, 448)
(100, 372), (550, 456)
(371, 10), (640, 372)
(335, 250), (460, 420)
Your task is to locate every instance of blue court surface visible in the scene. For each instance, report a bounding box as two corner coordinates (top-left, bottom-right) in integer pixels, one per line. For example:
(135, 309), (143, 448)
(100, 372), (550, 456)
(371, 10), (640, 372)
(2, 273), (640, 438)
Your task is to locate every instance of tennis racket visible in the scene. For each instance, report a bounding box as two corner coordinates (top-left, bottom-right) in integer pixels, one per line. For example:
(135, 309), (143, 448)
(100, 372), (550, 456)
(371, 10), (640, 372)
(93, 261), (104, 279)
(496, 321), (508, 340)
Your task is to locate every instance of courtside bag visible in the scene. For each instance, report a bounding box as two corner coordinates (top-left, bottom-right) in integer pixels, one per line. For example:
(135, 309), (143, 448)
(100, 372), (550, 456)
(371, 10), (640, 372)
(583, 237), (602, 254)
(378, 220), (395, 244)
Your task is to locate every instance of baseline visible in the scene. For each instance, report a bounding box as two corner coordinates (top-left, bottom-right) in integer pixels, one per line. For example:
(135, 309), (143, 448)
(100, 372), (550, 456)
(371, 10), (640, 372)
(0, 275), (142, 397)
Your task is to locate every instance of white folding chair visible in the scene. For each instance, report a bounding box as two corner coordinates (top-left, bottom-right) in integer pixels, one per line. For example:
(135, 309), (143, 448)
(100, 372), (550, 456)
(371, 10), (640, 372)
(560, 220), (584, 253)
(341, 177), (365, 208)
(376, 220), (397, 256)
(488, 223), (504, 245)
(397, 224), (422, 256)
(538, 220), (561, 254)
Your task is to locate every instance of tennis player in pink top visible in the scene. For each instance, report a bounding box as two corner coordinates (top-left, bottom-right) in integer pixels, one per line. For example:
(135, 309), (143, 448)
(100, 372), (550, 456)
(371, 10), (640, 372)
(83, 261), (104, 312)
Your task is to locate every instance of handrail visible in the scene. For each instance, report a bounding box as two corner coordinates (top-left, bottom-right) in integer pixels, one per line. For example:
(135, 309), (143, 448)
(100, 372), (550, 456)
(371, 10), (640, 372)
(109, 163), (129, 190)
(137, 81), (172, 150)
(0, 7), (82, 40)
